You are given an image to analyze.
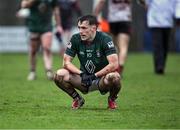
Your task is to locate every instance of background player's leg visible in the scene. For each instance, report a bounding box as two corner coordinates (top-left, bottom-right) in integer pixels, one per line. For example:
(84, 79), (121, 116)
(41, 32), (53, 80)
(116, 33), (130, 74)
(27, 33), (40, 80)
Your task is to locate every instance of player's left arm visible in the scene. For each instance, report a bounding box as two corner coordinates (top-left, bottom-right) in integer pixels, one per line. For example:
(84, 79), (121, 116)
(95, 53), (118, 77)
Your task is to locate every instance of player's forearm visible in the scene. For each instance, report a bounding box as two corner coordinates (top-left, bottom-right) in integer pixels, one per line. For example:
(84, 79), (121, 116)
(21, 0), (36, 8)
(95, 54), (118, 77)
(63, 62), (82, 75)
(95, 62), (118, 77)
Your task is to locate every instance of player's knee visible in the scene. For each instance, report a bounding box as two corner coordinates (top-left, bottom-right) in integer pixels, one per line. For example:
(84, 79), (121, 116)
(113, 72), (121, 84)
(107, 72), (120, 84)
(56, 68), (69, 75)
(43, 47), (51, 53)
(56, 69), (70, 81)
(54, 73), (63, 85)
(31, 50), (36, 56)
(54, 69), (67, 83)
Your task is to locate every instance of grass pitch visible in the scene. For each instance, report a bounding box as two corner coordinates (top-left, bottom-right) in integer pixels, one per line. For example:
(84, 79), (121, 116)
(0, 53), (179, 129)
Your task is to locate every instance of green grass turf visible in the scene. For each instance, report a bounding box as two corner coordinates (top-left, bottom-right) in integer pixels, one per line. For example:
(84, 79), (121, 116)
(0, 53), (179, 129)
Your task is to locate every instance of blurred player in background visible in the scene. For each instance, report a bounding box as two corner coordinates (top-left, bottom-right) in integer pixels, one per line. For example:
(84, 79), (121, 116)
(55, 0), (82, 56)
(54, 15), (121, 109)
(139, 0), (177, 74)
(93, 0), (132, 75)
(20, 0), (62, 80)
(175, 0), (180, 52)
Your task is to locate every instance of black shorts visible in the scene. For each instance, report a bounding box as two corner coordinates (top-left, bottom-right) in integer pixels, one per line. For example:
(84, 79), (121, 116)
(109, 21), (131, 36)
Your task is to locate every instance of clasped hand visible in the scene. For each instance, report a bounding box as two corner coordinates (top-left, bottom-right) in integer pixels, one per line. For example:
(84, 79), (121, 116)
(80, 73), (97, 87)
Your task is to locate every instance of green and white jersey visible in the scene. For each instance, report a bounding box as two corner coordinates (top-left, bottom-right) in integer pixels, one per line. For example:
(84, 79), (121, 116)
(27, 0), (57, 33)
(66, 31), (117, 74)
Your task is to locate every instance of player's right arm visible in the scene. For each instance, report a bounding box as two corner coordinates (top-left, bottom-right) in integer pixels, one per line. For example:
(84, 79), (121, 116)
(63, 54), (82, 75)
(21, 0), (36, 8)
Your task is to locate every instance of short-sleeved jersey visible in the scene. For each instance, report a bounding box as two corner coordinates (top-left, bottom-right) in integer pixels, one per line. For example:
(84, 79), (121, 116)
(27, 0), (58, 33)
(145, 0), (175, 27)
(108, 0), (132, 22)
(65, 31), (117, 74)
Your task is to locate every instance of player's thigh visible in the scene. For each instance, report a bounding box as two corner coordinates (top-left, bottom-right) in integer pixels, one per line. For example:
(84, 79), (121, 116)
(69, 74), (88, 93)
(56, 68), (70, 81)
(41, 32), (53, 49)
(56, 69), (81, 85)
(29, 32), (41, 52)
(56, 70), (88, 93)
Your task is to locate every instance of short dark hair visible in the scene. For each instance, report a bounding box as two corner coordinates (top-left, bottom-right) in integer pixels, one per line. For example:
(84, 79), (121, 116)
(77, 15), (98, 26)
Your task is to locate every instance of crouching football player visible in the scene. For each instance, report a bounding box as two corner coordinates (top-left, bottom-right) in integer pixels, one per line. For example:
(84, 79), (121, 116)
(54, 15), (121, 109)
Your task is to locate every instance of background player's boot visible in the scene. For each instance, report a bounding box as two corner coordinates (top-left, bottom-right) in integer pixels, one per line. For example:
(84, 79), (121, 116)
(27, 71), (36, 81)
(46, 70), (53, 80)
(72, 96), (85, 109)
(108, 97), (117, 109)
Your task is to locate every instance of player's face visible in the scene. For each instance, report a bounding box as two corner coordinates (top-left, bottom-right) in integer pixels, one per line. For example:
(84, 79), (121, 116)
(78, 20), (96, 41)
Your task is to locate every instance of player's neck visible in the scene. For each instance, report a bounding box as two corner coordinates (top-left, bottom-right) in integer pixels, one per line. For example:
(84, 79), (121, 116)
(87, 31), (96, 42)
